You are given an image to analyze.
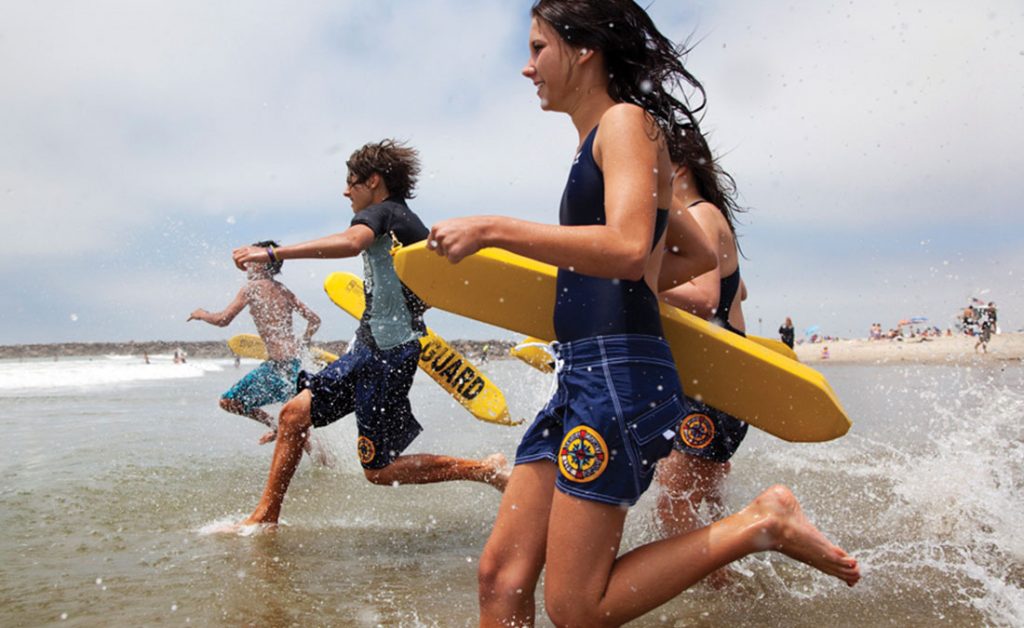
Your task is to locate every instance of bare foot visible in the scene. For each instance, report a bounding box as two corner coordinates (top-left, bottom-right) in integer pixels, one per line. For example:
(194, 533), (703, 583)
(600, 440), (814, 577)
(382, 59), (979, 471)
(482, 453), (511, 492)
(258, 429), (277, 445)
(748, 485), (861, 587)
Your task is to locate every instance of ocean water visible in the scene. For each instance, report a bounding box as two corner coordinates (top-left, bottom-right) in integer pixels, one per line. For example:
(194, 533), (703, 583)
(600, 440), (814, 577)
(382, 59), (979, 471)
(1, 354), (1022, 626)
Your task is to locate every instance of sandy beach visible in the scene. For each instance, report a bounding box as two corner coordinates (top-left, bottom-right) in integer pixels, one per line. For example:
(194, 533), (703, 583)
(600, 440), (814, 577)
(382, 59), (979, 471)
(795, 332), (1024, 365)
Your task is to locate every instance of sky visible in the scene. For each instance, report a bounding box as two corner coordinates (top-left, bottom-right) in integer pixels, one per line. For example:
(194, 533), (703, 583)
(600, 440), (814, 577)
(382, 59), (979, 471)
(2, 0), (1022, 346)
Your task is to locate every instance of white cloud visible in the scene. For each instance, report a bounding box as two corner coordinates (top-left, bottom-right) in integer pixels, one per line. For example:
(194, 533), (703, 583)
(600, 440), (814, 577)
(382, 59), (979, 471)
(676, 0), (1024, 227)
(1, 0), (1022, 343)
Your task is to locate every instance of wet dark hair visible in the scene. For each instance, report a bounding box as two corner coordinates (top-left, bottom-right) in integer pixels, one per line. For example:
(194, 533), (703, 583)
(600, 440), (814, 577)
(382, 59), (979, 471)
(531, 0), (705, 160)
(346, 139), (421, 200)
(252, 240), (283, 275)
(675, 125), (744, 238)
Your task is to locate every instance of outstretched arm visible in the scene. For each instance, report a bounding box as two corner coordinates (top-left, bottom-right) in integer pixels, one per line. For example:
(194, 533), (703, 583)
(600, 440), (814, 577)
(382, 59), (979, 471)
(232, 225), (376, 270)
(188, 287), (248, 327)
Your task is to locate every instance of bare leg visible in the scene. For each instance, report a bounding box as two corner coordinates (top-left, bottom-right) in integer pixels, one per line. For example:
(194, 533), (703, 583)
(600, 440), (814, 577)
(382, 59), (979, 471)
(478, 461), (557, 628)
(656, 451), (734, 588)
(363, 452), (511, 491)
(656, 450), (730, 537)
(544, 485), (860, 627)
(238, 391), (314, 526)
(220, 397), (327, 465)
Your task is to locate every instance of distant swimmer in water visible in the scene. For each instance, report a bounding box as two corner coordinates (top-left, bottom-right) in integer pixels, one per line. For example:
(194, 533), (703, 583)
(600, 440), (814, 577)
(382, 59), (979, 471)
(188, 240), (322, 447)
(655, 124), (752, 571)
(228, 140), (510, 531)
(426, 3), (858, 624)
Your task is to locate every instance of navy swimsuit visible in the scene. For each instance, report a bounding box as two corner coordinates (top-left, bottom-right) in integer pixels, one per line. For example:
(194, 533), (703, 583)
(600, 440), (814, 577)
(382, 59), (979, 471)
(515, 125), (687, 507)
(554, 127), (668, 342)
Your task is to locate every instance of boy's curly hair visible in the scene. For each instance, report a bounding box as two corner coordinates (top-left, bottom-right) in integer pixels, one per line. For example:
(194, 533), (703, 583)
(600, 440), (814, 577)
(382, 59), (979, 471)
(346, 139), (421, 199)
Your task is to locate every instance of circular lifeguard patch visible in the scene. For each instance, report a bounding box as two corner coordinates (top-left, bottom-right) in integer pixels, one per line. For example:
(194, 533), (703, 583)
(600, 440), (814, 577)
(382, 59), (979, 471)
(679, 413), (715, 449)
(558, 426), (609, 483)
(357, 436), (376, 464)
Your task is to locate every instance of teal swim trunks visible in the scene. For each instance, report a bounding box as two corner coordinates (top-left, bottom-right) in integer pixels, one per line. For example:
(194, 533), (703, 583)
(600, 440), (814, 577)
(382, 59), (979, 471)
(222, 359), (301, 412)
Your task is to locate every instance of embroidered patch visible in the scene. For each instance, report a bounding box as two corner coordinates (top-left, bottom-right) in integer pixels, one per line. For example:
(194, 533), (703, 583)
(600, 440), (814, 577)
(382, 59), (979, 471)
(679, 413), (715, 449)
(558, 426), (609, 483)
(357, 436), (376, 464)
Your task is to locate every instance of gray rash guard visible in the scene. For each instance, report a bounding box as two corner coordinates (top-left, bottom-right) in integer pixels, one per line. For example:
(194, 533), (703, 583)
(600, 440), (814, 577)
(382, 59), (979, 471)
(350, 198), (429, 351)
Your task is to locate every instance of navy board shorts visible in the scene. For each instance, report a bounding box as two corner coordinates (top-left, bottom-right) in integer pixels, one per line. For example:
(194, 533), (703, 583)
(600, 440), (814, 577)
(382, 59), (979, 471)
(515, 334), (689, 507)
(298, 338), (422, 470)
(673, 397), (749, 463)
(222, 358), (301, 412)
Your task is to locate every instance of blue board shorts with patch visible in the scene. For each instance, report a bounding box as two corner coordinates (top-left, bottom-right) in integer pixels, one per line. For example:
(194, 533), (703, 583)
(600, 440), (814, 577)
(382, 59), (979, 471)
(222, 358), (301, 412)
(515, 334), (688, 507)
(298, 338), (422, 470)
(673, 398), (749, 463)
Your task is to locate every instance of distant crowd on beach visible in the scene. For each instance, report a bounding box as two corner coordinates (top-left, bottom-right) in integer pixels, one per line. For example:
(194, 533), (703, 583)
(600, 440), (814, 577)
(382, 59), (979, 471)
(779, 298), (1003, 351)
(868, 323), (948, 341)
(960, 300), (998, 337)
(863, 300), (1000, 351)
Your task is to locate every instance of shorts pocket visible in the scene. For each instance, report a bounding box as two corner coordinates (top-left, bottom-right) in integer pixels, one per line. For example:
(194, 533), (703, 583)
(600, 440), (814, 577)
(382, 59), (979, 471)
(626, 395), (686, 476)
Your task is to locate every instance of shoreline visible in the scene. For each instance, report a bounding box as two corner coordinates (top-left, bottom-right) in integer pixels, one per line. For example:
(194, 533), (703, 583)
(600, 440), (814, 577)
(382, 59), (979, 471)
(0, 339), (516, 361)
(2, 334), (1021, 366)
(793, 332), (1024, 365)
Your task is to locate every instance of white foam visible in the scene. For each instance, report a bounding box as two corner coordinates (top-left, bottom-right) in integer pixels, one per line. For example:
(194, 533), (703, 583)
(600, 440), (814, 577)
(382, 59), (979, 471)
(197, 516), (281, 537)
(0, 356), (224, 394)
(808, 375), (1024, 625)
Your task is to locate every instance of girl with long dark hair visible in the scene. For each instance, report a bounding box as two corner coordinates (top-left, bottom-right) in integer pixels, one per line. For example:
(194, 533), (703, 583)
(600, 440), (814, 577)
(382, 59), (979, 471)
(656, 126), (751, 548)
(428, 2), (859, 624)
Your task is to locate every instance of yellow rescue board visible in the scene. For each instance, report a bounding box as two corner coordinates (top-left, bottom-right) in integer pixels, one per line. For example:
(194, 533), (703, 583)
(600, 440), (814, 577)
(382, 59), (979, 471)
(227, 334), (338, 363)
(749, 336), (799, 361)
(510, 337), (555, 373)
(323, 272), (519, 426)
(394, 242), (850, 443)
(512, 332), (798, 373)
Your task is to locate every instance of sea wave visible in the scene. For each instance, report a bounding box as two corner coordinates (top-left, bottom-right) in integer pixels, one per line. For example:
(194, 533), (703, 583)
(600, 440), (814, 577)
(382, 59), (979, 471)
(0, 355), (225, 394)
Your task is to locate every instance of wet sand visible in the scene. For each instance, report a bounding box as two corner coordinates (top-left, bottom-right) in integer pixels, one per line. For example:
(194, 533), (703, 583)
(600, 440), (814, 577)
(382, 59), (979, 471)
(795, 332), (1024, 365)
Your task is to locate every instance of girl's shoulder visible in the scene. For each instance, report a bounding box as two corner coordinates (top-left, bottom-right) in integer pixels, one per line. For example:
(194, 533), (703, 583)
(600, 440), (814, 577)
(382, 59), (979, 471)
(594, 103), (664, 162)
(598, 103), (655, 133)
(689, 201), (734, 242)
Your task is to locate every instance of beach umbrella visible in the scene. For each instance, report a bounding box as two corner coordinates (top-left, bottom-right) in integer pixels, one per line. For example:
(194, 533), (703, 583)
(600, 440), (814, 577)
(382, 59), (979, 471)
(909, 316), (928, 324)
(804, 324), (821, 336)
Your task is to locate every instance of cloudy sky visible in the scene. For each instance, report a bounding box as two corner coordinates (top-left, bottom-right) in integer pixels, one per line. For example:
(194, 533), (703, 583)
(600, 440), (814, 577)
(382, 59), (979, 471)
(3, 0), (1022, 346)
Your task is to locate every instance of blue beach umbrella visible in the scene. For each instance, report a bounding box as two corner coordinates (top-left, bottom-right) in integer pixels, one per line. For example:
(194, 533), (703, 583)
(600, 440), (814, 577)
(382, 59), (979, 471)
(804, 324), (821, 336)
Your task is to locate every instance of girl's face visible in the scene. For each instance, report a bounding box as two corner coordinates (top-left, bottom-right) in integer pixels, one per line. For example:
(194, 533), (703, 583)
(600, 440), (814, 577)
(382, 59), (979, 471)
(522, 17), (576, 111)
